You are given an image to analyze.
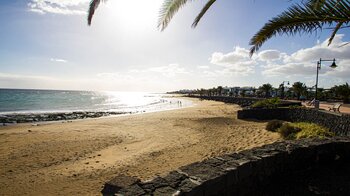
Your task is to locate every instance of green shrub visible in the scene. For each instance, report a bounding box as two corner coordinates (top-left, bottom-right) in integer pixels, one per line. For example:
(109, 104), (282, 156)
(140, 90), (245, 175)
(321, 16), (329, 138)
(277, 122), (334, 140)
(266, 120), (284, 132)
(278, 123), (301, 139)
(293, 122), (334, 139)
(252, 98), (281, 108)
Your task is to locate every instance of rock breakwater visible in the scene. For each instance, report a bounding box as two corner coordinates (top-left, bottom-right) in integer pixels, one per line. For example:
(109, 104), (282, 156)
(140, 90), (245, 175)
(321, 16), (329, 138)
(0, 111), (129, 124)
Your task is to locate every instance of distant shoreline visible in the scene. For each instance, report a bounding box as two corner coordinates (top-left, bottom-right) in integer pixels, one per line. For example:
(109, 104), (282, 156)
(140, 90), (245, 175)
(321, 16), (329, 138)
(0, 89), (191, 124)
(0, 96), (192, 125)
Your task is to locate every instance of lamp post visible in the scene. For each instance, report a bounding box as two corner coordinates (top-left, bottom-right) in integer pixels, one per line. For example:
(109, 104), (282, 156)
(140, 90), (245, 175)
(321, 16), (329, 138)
(315, 58), (337, 109)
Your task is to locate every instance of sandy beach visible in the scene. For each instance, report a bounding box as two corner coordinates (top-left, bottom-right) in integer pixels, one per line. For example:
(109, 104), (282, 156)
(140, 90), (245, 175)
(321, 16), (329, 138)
(0, 98), (280, 195)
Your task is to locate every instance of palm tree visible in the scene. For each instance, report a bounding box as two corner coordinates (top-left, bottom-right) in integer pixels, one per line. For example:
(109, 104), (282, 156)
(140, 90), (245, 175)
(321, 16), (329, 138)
(259, 83), (273, 98)
(87, 0), (349, 55)
(158, 0), (216, 30)
(292, 82), (307, 100)
(156, 0), (350, 55)
(217, 86), (223, 96)
(87, 0), (105, 26)
(331, 83), (350, 103)
(240, 89), (246, 97)
(249, 0), (350, 55)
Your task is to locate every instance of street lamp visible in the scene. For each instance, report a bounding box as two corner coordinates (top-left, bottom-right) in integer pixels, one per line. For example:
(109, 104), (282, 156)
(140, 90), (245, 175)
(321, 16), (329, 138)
(315, 58), (337, 109)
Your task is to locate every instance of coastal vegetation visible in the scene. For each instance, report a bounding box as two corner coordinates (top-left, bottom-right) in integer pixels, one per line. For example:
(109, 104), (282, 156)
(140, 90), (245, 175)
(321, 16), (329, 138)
(266, 120), (334, 140)
(258, 83), (273, 98)
(87, 0), (350, 55)
(265, 120), (284, 132)
(251, 98), (281, 109)
(331, 83), (350, 103)
(172, 82), (350, 103)
(291, 82), (307, 100)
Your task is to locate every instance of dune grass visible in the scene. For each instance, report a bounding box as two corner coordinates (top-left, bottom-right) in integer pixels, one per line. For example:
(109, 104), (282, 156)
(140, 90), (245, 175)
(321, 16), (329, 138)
(293, 122), (335, 139)
(266, 121), (334, 140)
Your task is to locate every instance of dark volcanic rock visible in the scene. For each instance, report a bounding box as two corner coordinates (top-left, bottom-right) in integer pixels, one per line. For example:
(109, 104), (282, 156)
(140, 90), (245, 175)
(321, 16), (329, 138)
(0, 111), (128, 124)
(101, 175), (140, 196)
(103, 137), (350, 196)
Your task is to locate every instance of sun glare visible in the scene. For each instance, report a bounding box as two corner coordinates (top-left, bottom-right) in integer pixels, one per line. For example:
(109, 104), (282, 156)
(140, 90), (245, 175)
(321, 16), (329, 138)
(105, 0), (163, 31)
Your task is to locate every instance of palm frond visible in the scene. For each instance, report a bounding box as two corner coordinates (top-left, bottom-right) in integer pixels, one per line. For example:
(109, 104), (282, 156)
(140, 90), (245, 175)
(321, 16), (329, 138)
(88, 0), (107, 26)
(192, 0), (216, 28)
(339, 41), (350, 47)
(328, 22), (344, 45)
(158, 0), (192, 31)
(249, 0), (350, 56)
(307, 0), (327, 9)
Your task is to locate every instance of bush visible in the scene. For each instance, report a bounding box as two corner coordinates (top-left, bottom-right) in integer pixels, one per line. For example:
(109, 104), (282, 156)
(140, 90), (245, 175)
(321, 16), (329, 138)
(278, 123), (301, 139)
(293, 122), (334, 139)
(252, 98), (281, 108)
(266, 120), (284, 132)
(277, 122), (334, 140)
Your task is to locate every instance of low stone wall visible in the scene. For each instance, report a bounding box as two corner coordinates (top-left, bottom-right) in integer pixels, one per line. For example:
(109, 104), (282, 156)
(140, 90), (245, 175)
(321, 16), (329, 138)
(189, 95), (301, 107)
(190, 96), (261, 107)
(101, 137), (350, 196)
(237, 108), (350, 136)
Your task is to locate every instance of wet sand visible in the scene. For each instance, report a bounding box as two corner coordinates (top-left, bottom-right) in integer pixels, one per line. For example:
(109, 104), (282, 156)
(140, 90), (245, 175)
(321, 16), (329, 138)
(0, 98), (280, 195)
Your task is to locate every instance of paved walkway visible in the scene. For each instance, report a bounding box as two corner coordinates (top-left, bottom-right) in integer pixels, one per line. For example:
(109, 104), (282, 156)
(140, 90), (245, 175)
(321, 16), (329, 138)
(302, 102), (350, 114)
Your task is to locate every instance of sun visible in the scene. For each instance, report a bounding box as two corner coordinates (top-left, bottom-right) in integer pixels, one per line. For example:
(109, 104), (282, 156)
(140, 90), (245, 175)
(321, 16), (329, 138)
(104, 0), (163, 31)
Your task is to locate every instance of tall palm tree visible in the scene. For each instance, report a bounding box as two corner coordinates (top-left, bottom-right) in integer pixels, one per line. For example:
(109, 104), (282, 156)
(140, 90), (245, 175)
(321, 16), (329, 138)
(292, 82), (307, 100)
(331, 83), (350, 103)
(217, 86), (223, 96)
(259, 83), (273, 98)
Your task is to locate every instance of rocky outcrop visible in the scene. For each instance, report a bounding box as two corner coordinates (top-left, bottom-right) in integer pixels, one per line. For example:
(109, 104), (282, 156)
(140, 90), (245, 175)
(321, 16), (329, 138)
(101, 137), (350, 196)
(0, 111), (128, 124)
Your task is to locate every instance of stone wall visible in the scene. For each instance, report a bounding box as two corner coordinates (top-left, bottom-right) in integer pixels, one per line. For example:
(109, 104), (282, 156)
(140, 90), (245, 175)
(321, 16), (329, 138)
(190, 96), (261, 107)
(237, 108), (350, 136)
(101, 137), (350, 196)
(189, 95), (301, 107)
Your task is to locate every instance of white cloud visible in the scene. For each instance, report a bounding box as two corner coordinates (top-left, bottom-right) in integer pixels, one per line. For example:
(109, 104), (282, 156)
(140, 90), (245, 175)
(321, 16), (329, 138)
(285, 34), (350, 63)
(262, 34), (350, 80)
(0, 73), (67, 90)
(262, 62), (315, 76)
(50, 58), (67, 63)
(197, 65), (210, 69)
(28, 0), (89, 15)
(0, 72), (166, 92)
(210, 46), (250, 66)
(0, 73), (53, 81)
(96, 72), (135, 81)
(209, 46), (256, 75)
(258, 50), (281, 61)
(324, 59), (350, 78)
(148, 64), (190, 78)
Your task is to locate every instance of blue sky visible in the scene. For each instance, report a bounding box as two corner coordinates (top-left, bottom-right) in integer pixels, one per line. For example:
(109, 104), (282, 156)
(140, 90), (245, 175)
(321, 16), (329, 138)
(0, 0), (349, 92)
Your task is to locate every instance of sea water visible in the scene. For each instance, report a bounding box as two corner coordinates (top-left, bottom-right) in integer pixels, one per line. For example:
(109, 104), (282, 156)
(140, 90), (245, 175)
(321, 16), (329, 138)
(0, 89), (191, 114)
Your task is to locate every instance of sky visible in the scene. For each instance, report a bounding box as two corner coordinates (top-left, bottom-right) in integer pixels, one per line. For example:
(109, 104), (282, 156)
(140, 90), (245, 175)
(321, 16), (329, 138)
(0, 0), (349, 92)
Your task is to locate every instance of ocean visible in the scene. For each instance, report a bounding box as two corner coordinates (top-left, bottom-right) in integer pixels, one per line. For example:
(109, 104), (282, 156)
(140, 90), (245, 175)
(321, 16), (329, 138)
(0, 89), (191, 115)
